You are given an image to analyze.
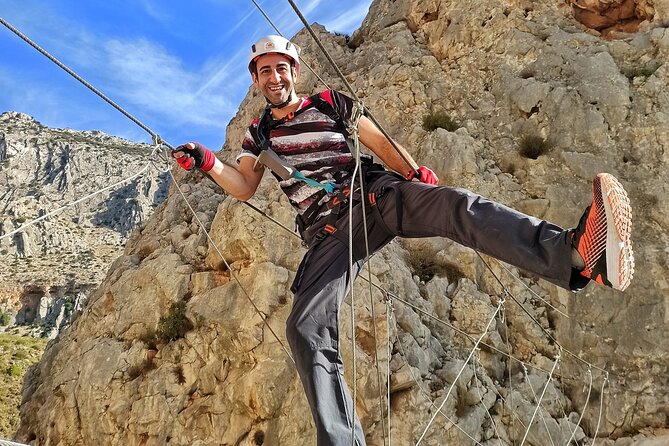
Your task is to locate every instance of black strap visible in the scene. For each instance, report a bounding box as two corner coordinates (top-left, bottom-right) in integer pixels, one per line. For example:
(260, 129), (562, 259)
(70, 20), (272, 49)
(250, 92), (348, 152)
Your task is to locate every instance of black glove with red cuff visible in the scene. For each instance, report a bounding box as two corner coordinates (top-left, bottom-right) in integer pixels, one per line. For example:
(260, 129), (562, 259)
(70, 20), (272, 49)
(171, 142), (216, 172)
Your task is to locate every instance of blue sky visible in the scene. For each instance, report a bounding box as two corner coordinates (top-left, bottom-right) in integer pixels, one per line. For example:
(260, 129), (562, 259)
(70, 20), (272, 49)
(0, 1), (372, 149)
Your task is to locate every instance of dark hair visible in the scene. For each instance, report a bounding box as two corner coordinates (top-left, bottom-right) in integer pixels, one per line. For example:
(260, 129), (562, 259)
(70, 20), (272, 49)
(249, 57), (296, 77)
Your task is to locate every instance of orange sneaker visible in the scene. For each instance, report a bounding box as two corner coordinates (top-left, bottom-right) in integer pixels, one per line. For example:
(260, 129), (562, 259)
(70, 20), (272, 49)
(572, 173), (634, 291)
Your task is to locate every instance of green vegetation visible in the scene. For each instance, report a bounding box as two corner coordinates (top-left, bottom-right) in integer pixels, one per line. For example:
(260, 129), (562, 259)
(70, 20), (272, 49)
(0, 311), (11, 326)
(622, 65), (658, 80)
(0, 334), (48, 438)
(126, 357), (157, 380)
(518, 133), (552, 159)
(157, 301), (193, 343)
(422, 111), (460, 132)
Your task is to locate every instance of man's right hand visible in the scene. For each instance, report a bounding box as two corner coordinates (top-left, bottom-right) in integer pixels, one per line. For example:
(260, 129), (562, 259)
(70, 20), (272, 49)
(171, 142), (216, 172)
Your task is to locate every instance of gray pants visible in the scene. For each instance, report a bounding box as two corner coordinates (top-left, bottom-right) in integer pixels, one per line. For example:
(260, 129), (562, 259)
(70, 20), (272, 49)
(286, 173), (584, 446)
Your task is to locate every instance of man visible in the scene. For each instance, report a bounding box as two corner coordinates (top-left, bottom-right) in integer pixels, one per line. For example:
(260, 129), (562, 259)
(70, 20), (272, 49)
(172, 35), (634, 446)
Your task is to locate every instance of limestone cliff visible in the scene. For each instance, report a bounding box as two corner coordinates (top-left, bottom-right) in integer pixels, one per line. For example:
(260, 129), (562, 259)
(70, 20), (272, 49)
(0, 112), (169, 337)
(14, 0), (669, 445)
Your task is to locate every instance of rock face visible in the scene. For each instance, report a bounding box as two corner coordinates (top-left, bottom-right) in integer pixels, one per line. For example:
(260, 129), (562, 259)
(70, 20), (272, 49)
(14, 0), (669, 445)
(0, 112), (170, 337)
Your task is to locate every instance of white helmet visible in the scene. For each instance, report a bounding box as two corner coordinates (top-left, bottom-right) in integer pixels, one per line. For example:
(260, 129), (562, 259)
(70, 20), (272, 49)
(248, 35), (301, 76)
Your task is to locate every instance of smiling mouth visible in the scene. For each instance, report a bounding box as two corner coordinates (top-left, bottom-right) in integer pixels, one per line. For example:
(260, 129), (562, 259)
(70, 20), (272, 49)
(268, 85), (284, 92)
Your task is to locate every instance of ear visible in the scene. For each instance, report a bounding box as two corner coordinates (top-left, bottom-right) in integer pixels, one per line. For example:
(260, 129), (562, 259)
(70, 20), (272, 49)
(251, 71), (258, 85)
(291, 66), (299, 83)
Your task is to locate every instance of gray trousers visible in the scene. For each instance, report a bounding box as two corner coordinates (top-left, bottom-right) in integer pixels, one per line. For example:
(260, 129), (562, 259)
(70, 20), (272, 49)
(286, 173), (584, 446)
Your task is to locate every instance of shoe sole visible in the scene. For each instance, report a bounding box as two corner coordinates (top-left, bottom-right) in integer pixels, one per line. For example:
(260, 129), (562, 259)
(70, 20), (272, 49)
(599, 173), (634, 291)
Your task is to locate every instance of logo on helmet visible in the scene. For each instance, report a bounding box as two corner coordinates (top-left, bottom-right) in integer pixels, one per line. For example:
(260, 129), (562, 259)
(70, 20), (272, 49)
(264, 42), (276, 50)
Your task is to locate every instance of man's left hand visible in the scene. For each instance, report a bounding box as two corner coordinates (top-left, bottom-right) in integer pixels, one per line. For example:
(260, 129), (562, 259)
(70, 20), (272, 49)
(408, 166), (439, 185)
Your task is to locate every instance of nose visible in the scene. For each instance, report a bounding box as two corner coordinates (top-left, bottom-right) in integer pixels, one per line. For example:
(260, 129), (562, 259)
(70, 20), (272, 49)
(269, 69), (281, 82)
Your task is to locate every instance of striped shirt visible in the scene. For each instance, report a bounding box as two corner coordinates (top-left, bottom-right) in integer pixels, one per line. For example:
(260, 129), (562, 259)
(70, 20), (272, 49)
(237, 89), (366, 218)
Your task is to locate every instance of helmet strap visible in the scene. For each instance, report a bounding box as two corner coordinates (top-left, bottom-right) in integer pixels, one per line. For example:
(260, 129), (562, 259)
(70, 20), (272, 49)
(268, 91), (295, 109)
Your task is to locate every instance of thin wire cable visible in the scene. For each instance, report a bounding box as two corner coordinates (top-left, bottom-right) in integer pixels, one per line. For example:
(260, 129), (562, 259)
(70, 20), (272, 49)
(519, 354), (561, 446)
(522, 364), (557, 446)
(416, 299), (505, 445)
(476, 252), (609, 375)
(497, 262), (570, 319)
(566, 368), (592, 445)
(0, 18), (158, 141)
(280, 0), (419, 176)
(243, 200), (298, 237)
(346, 142), (362, 446)
(472, 352), (502, 442)
(350, 105), (389, 446)
(170, 171), (295, 364)
(389, 307), (483, 446)
(249, 0), (330, 89)
(0, 157), (154, 242)
(590, 373), (608, 446)
(502, 304), (517, 446)
(0, 439), (31, 446)
(386, 295), (392, 444)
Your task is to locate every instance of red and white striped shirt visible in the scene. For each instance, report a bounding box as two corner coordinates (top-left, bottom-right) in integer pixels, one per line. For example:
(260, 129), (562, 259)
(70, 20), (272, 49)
(237, 89), (364, 216)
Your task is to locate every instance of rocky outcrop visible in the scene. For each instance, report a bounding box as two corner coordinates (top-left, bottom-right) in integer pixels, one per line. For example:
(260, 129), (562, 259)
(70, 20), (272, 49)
(0, 112), (170, 337)
(13, 0), (669, 445)
(566, 0), (659, 35)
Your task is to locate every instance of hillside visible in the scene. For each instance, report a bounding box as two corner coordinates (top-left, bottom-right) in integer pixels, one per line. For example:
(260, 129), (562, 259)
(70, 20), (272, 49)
(0, 112), (170, 338)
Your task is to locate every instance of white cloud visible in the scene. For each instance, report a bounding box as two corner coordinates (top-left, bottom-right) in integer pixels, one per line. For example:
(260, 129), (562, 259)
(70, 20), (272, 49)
(301, 0), (325, 16)
(320, 3), (371, 33)
(140, 0), (174, 27)
(195, 44), (250, 98)
(103, 38), (235, 128)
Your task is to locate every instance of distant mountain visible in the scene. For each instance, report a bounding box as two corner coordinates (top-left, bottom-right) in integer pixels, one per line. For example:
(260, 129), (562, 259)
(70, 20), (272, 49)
(0, 112), (170, 338)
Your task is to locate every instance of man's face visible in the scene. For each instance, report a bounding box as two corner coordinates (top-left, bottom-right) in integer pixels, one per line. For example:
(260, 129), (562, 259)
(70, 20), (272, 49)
(252, 53), (297, 105)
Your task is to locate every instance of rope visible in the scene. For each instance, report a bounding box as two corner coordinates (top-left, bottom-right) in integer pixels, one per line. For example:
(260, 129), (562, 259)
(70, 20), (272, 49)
(389, 306), (484, 446)
(519, 354), (561, 446)
(170, 172), (295, 363)
(0, 440), (31, 446)
(348, 102), (389, 445)
(1, 16), (295, 363)
(346, 132), (361, 446)
(0, 153), (157, 242)
(249, 0), (331, 89)
(0, 18), (159, 141)
(279, 0), (419, 177)
(522, 364), (557, 446)
(415, 298), (505, 445)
